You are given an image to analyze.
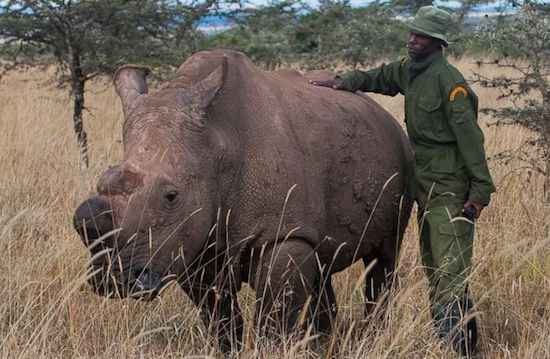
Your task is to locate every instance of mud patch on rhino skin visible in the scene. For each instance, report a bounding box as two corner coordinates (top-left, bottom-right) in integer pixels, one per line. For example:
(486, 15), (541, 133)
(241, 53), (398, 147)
(337, 214), (360, 234)
(353, 181), (364, 200)
(339, 156), (352, 164)
(341, 127), (356, 139)
(339, 174), (349, 185)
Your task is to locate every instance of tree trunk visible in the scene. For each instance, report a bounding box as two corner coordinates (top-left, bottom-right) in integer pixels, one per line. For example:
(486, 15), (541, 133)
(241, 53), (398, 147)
(545, 153), (550, 202)
(543, 92), (550, 201)
(71, 53), (88, 170)
(544, 110), (550, 202)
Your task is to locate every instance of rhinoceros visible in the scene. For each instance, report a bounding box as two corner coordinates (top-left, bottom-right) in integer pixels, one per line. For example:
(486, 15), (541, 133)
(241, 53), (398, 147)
(73, 49), (413, 350)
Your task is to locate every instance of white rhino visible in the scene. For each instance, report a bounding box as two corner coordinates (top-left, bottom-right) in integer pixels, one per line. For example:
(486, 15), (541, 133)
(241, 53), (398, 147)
(73, 49), (413, 351)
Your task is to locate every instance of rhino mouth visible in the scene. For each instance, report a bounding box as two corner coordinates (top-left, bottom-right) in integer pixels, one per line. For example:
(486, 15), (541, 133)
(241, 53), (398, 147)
(88, 263), (167, 301)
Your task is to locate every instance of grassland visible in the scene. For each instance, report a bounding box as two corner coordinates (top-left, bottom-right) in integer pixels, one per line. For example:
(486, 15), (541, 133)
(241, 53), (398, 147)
(0, 57), (549, 358)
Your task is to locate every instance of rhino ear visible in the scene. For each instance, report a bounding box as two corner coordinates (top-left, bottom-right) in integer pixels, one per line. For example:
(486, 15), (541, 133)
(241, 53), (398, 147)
(189, 55), (228, 111)
(114, 65), (151, 116)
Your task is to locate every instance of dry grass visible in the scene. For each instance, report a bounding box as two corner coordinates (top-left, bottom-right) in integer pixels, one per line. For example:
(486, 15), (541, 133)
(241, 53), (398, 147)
(1, 57), (549, 358)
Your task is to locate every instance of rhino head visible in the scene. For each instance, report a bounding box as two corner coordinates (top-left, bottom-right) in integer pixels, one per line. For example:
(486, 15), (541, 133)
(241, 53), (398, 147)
(73, 57), (233, 300)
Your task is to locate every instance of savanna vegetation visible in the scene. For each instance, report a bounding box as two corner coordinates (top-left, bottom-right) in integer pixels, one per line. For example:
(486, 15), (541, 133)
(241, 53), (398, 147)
(1, 0), (549, 358)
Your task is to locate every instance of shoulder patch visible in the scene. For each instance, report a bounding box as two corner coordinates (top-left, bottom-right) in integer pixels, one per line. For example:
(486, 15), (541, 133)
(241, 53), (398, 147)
(400, 57), (409, 66)
(450, 86), (468, 101)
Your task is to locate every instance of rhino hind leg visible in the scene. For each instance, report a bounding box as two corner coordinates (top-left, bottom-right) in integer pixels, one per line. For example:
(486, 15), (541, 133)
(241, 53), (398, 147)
(309, 273), (338, 334)
(363, 253), (396, 317)
(250, 239), (318, 337)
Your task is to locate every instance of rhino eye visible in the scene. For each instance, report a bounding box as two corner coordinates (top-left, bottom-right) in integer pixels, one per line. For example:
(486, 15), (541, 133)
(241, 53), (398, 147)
(165, 191), (178, 203)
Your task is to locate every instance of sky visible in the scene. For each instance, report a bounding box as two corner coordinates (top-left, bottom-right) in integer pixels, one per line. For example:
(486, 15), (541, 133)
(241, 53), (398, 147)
(241, 0), (521, 10)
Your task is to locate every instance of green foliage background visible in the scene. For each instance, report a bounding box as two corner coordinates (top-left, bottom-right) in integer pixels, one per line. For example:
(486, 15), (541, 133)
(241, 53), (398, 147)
(206, 1), (408, 69)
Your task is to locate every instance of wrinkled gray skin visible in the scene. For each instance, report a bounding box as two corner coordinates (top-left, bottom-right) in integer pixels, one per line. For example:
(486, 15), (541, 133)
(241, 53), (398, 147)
(73, 50), (413, 352)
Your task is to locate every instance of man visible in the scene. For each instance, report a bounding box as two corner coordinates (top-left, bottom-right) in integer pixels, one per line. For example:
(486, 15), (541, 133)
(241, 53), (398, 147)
(311, 5), (495, 357)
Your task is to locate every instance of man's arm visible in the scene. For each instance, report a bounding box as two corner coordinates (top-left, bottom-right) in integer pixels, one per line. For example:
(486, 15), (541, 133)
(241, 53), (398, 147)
(311, 59), (407, 95)
(446, 86), (496, 218)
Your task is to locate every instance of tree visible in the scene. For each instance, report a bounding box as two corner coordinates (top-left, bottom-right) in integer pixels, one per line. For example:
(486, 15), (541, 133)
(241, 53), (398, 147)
(0, 0), (226, 170)
(210, 0), (407, 69)
(473, 1), (550, 199)
(211, 0), (301, 69)
(292, 0), (406, 68)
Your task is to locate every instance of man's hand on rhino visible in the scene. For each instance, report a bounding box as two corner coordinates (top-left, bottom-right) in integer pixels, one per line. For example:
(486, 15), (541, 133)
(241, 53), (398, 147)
(309, 78), (344, 90)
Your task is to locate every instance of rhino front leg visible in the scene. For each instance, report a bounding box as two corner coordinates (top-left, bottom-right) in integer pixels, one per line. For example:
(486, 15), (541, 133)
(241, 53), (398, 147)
(180, 265), (243, 353)
(250, 239), (317, 336)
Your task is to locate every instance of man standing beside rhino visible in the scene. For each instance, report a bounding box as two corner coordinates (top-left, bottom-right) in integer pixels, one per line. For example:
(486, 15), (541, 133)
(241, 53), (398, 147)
(312, 6), (495, 357)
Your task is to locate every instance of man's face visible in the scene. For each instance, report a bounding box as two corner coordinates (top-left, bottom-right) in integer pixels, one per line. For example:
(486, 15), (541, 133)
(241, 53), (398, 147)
(407, 32), (441, 60)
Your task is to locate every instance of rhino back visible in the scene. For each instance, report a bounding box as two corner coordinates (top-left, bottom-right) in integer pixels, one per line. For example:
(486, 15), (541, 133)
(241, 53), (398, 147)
(267, 69), (412, 269)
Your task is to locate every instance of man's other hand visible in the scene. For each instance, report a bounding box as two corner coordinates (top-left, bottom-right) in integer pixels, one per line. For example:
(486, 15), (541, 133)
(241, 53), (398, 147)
(462, 200), (484, 220)
(309, 78), (344, 90)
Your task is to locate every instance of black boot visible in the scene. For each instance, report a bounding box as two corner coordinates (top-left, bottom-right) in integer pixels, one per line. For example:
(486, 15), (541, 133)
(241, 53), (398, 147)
(432, 299), (478, 357)
(461, 299), (479, 357)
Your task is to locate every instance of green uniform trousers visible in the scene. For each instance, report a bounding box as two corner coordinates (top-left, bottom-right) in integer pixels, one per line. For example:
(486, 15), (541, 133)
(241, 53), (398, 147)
(417, 201), (474, 304)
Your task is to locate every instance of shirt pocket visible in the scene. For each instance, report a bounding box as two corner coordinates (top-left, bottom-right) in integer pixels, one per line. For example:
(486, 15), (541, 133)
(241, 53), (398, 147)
(417, 94), (444, 133)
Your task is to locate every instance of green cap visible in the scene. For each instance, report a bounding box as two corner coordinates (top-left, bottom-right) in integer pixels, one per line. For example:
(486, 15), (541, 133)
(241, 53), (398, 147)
(406, 6), (451, 47)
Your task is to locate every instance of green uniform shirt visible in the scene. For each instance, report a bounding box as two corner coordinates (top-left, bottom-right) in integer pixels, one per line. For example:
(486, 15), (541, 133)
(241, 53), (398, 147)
(337, 51), (496, 207)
